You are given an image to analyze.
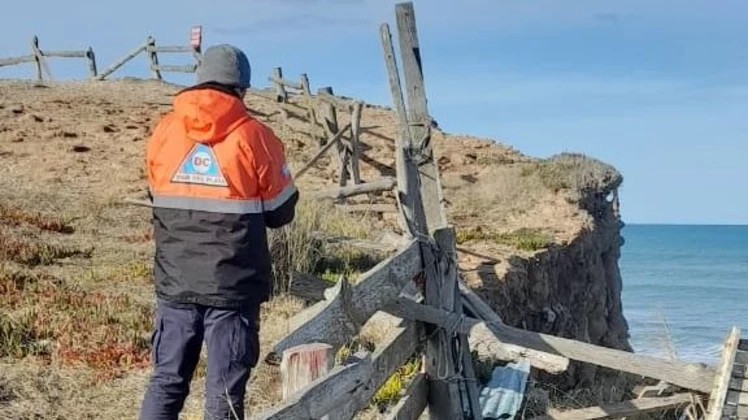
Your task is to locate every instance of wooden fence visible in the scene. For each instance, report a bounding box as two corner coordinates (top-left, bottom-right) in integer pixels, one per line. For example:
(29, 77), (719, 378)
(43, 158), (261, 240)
(252, 3), (732, 420)
(269, 69), (364, 187)
(0, 27), (201, 81)
(0, 35), (97, 80)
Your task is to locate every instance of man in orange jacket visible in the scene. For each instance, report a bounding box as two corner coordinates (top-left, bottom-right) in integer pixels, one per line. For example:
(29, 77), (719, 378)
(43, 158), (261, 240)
(139, 44), (298, 420)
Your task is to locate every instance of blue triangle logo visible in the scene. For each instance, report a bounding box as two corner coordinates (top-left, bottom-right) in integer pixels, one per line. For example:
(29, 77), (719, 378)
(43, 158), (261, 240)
(172, 143), (228, 187)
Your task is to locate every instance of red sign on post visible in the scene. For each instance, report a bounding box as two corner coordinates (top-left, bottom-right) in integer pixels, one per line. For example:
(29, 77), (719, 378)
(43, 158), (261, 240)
(190, 26), (203, 50)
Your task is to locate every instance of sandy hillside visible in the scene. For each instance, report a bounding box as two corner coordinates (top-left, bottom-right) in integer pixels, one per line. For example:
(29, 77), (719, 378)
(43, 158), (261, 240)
(0, 79), (613, 419)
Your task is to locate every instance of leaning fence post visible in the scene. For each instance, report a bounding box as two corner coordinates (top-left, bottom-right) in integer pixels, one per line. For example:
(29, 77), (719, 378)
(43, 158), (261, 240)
(30, 36), (43, 81)
(273, 67), (289, 120)
(85, 47), (97, 78)
(147, 37), (162, 80)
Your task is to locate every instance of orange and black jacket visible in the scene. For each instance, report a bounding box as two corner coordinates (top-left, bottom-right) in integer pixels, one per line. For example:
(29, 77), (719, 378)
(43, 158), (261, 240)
(146, 83), (298, 308)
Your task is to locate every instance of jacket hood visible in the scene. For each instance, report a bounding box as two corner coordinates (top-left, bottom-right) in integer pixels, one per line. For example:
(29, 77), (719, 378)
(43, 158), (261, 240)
(173, 87), (251, 144)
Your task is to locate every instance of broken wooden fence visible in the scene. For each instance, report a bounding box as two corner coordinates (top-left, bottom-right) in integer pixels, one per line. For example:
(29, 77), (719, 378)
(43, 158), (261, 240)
(0, 35), (97, 80)
(252, 3), (727, 420)
(269, 68), (364, 187)
(0, 29), (200, 81)
(98, 34), (201, 81)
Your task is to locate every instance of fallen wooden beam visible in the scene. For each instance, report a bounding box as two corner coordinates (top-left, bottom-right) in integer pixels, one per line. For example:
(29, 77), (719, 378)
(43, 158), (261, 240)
(267, 240), (421, 363)
(384, 298), (715, 392)
(96, 38), (150, 80)
(385, 297), (568, 374)
(384, 372), (428, 420)
(308, 177), (397, 200)
(531, 393), (697, 420)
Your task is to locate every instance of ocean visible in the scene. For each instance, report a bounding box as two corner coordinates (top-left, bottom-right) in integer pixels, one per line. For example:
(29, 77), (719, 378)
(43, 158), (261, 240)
(620, 224), (748, 366)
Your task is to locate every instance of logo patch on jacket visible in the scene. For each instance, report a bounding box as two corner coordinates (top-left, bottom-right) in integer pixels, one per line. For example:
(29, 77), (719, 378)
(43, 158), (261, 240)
(172, 143), (228, 187)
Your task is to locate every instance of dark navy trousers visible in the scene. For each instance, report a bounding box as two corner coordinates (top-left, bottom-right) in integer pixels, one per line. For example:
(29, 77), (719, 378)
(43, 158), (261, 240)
(139, 298), (260, 420)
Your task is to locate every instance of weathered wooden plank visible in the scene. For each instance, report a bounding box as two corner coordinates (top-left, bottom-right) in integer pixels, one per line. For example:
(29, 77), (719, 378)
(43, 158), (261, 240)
(385, 297), (714, 391)
(307, 177), (397, 200)
(532, 393), (696, 420)
(293, 123), (352, 180)
(350, 101), (363, 185)
(395, 2), (446, 234)
(266, 240), (422, 362)
(384, 373), (428, 420)
(281, 343), (335, 400)
(41, 50), (87, 58)
(328, 319), (422, 420)
(0, 55), (36, 67)
(385, 297), (567, 374)
(147, 45), (194, 53)
(730, 376), (748, 392)
(379, 22), (419, 236)
(269, 74), (304, 90)
(255, 353), (373, 420)
(85, 47), (97, 78)
(96, 38), (150, 80)
(147, 38), (162, 80)
(152, 64), (197, 73)
(707, 326), (742, 420)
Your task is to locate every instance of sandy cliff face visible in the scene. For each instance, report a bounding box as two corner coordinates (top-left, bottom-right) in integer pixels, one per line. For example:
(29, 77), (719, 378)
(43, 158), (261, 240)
(457, 154), (631, 395)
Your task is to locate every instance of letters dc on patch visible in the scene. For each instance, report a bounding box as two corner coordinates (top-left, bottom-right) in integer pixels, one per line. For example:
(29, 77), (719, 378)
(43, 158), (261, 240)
(172, 144), (228, 187)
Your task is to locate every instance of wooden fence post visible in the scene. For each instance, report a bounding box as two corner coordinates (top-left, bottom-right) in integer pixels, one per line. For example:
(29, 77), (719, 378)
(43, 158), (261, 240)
(350, 101), (363, 185)
(30, 36), (43, 81)
(273, 67), (289, 119)
(396, 2), (446, 235)
(147, 37), (162, 80)
(85, 47), (97, 78)
(317, 87), (338, 142)
(379, 22), (421, 237)
(300, 73), (323, 146)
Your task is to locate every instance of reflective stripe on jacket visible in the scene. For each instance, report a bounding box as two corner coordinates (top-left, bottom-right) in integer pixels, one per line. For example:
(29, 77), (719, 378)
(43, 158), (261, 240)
(146, 84), (299, 308)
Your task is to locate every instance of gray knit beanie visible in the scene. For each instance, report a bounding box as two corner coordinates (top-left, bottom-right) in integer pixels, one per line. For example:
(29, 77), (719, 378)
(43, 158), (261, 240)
(196, 44), (251, 89)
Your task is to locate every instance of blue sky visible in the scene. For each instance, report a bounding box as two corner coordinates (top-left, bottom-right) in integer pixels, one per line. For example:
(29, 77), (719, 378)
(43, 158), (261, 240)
(2, 0), (747, 224)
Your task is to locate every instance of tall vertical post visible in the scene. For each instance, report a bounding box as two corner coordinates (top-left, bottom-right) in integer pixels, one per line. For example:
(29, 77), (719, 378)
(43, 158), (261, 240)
(395, 2), (446, 234)
(273, 67), (289, 120)
(350, 101), (363, 185)
(300, 73), (322, 146)
(31, 36), (43, 81)
(85, 47), (97, 78)
(147, 37), (162, 80)
(317, 87), (338, 140)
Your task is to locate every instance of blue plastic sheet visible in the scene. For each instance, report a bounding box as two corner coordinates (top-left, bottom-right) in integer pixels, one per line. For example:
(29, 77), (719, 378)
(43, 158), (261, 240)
(478, 359), (531, 419)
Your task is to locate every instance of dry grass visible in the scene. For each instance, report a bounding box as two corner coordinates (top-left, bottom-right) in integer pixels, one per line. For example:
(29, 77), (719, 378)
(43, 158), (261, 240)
(456, 226), (552, 251)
